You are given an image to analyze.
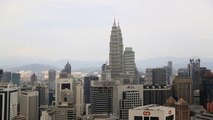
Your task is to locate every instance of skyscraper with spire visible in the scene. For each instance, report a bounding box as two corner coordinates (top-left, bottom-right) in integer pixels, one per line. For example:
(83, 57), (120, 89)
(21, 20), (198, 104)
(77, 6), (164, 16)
(109, 20), (124, 80)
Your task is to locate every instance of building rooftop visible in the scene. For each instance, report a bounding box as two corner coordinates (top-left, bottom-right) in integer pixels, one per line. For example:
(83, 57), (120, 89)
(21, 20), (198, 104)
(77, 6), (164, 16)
(132, 104), (173, 111)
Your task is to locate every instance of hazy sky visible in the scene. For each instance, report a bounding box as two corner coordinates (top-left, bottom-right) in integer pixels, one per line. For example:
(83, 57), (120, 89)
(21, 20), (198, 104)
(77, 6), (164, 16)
(0, 0), (213, 61)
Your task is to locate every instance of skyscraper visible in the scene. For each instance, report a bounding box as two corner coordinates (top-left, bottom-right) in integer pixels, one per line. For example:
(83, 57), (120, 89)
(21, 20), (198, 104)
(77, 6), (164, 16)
(60, 62), (72, 78)
(152, 68), (167, 85)
(76, 82), (84, 119)
(90, 81), (114, 115)
(188, 59), (200, 91)
(20, 91), (39, 120)
(55, 77), (74, 105)
(109, 20), (124, 81)
(2, 71), (12, 83)
(35, 83), (49, 106)
(0, 69), (3, 82)
(48, 69), (56, 91)
(113, 85), (143, 120)
(84, 75), (99, 104)
(123, 47), (136, 84)
(172, 76), (192, 104)
(0, 83), (18, 120)
(12, 73), (21, 86)
(30, 73), (37, 85)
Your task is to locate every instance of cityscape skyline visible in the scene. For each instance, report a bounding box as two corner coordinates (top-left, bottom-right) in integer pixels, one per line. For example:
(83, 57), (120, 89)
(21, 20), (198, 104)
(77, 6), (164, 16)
(1, 0), (213, 61)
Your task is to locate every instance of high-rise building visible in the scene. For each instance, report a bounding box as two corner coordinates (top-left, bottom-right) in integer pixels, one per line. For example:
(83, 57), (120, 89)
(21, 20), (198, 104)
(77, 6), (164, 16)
(60, 62), (72, 78)
(129, 104), (175, 120)
(84, 75), (99, 104)
(55, 77), (74, 105)
(30, 73), (37, 85)
(113, 85), (143, 120)
(2, 71), (12, 83)
(35, 83), (49, 106)
(164, 61), (172, 85)
(152, 68), (167, 85)
(55, 103), (75, 120)
(109, 21), (124, 81)
(12, 73), (21, 86)
(143, 85), (171, 105)
(0, 83), (18, 120)
(175, 98), (190, 120)
(20, 91), (39, 120)
(178, 68), (189, 77)
(90, 81), (114, 115)
(123, 47), (136, 84)
(188, 58), (200, 91)
(76, 82), (84, 119)
(200, 71), (213, 111)
(165, 97), (190, 120)
(145, 68), (153, 85)
(172, 76), (192, 104)
(48, 69), (56, 91)
(0, 69), (3, 82)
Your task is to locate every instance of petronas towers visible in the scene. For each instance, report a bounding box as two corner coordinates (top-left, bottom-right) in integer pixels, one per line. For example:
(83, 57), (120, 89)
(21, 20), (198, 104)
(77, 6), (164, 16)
(102, 20), (138, 84)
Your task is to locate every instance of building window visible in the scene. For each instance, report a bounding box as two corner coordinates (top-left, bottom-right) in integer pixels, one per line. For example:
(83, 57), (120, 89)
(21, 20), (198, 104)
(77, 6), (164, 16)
(151, 117), (159, 120)
(166, 115), (174, 120)
(144, 117), (149, 120)
(134, 116), (142, 120)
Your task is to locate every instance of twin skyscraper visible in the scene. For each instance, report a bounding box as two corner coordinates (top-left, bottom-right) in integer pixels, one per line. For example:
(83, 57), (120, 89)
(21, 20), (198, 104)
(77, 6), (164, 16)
(102, 20), (138, 84)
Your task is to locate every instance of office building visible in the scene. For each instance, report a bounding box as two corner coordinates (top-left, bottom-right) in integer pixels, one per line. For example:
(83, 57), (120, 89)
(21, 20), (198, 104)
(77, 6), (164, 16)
(188, 59), (200, 91)
(166, 97), (190, 120)
(129, 104), (175, 120)
(145, 68), (153, 85)
(172, 76), (192, 104)
(20, 91), (39, 120)
(164, 61), (172, 85)
(152, 68), (167, 85)
(35, 82), (49, 106)
(0, 83), (18, 120)
(0, 69), (3, 82)
(48, 69), (56, 91)
(55, 77), (74, 105)
(123, 47), (136, 84)
(2, 71), (12, 83)
(175, 98), (190, 120)
(60, 62), (72, 78)
(109, 20), (124, 81)
(143, 85), (171, 105)
(113, 85), (143, 120)
(178, 68), (189, 77)
(90, 81), (114, 115)
(55, 103), (75, 120)
(76, 82), (84, 119)
(30, 73), (37, 85)
(199, 71), (213, 110)
(12, 73), (21, 86)
(84, 75), (99, 104)
(40, 107), (55, 120)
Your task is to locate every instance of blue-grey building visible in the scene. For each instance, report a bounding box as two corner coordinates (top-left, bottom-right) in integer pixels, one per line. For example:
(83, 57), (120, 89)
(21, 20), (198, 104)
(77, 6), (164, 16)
(84, 75), (99, 104)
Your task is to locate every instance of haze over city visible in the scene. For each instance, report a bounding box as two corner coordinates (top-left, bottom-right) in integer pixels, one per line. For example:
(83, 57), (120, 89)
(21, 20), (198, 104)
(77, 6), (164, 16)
(1, 0), (213, 62)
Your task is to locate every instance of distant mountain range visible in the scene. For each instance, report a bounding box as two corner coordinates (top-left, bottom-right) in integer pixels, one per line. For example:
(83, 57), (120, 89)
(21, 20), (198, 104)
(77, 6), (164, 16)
(0, 56), (213, 72)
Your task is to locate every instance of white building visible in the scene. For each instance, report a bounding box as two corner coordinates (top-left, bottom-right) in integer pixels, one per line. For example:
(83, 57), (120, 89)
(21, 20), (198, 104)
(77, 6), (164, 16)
(129, 104), (175, 120)
(0, 83), (18, 120)
(113, 85), (143, 120)
(20, 90), (39, 120)
(76, 82), (84, 119)
(55, 77), (74, 105)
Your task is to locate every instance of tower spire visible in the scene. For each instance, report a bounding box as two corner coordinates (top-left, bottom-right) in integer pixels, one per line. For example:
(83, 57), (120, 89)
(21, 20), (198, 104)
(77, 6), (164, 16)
(113, 18), (116, 27)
